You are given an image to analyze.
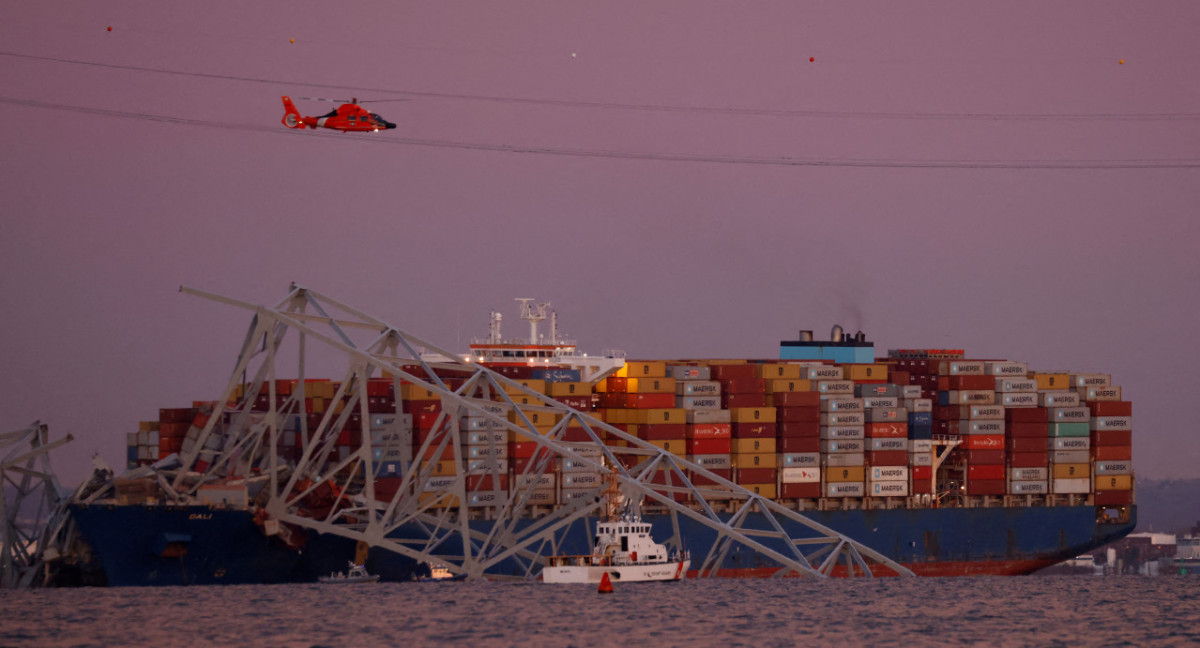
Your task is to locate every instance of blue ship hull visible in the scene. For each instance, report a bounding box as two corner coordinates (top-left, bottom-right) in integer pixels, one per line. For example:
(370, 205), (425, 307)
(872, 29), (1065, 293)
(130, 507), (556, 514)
(70, 503), (1135, 585)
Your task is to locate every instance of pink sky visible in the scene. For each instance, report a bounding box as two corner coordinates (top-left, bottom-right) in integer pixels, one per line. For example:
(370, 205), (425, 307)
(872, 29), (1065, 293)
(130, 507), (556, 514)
(2, 1), (1198, 483)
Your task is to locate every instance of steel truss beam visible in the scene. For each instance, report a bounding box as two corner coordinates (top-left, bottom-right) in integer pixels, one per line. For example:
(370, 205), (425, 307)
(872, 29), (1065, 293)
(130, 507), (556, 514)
(1, 423), (74, 588)
(104, 285), (913, 580)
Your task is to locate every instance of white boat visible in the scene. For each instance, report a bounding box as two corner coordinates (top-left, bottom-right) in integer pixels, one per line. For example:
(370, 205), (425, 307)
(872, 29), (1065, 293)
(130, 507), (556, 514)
(542, 474), (690, 584)
(418, 561), (467, 582)
(318, 561), (379, 584)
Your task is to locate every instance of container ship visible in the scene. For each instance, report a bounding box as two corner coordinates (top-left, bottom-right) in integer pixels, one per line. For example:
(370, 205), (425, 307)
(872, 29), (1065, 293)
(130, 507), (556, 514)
(67, 289), (1136, 585)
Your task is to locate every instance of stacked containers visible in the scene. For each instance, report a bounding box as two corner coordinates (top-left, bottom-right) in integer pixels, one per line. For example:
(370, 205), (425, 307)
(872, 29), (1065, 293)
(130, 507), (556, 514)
(856, 378), (909, 498)
(1036, 372), (1092, 496)
(938, 360), (1006, 496)
(718, 362), (776, 498)
(902, 385), (934, 495)
(990, 362), (1046, 495)
(672, 364), (732, 496)
(811, 365), (864, 498)
(614, 361), (687, 501)
(771, 376), (821, 499)
(1078, 374), (1134, 506)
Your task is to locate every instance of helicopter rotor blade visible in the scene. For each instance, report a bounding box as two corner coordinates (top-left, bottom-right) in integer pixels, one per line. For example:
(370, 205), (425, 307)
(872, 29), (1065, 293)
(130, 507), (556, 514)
(296, 96), (410, 104)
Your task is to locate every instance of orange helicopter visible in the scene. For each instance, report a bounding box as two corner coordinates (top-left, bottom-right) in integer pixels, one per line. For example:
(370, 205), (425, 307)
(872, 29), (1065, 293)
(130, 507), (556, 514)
(281, 96), (396, 132)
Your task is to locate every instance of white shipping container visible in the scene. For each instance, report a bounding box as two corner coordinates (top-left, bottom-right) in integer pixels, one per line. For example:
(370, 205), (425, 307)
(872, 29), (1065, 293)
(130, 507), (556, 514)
(675, 380), (721, 396)
(870, 466), (909, 481)
(1010, 480), (1048, 495)
(1095, 461), (1133, 475)
(868, 438), (908, 452)
(424, 476), (457, 492)
(945, 361), (986, 375)
(904, 398), (933, 413)
(862, 396), (899, 409)
(461, 417), (490, 431)
(995, 378), (1039, 393)
(986, 361), (1029, 376)
(821, 412), (865, 426)
(467, 490), (508, 507)
(1051, 450), (1090, 464)
(561, 472), (605, 488)
(1052, 437), (1091, 451)
(900, 385), (923, 399)
(823, 452), (865, 467)
(514, 473), (556, 489)
(137, 430), (149, 446)
(1072, 373), (1112, 388)
(561, 488), (599, 503)
(870, 480), (909, 497)
(1040, 392), (1081, 407)
(910, 439), (933, 453)
(824, 482), (866, 498)
(962, 420), (1005, 435)
(525, 489), (557, 505)
(801, 366), (844, 380)
(560, 457), (602, 472)
(962, 405), (1005, 420)
(948, 390), (995, 405)
(1010, 467), (1049, 481)
(822, 439), (865, 453)
(676, 396), (723, 410)
(466, 444), (508, 460)
(820, 397), (864, 412)
(465, 459), (509, 473)
(1091, 416), (1133, 431)
(1002, 393), (1040, 408)
(780, 467), (821, 483)
(820, 425), (865, 440)
(1081, 386), (1122, 401)
(687, 409), (732, 424)
(817, 380), (855, 395)
(689, 454), (732, 469)
(778, 452), (821, 468)
(1050, 407), (1091, 422)
(865, 407), (908, 423)
(668, 366), (711, 381)
(908, 452), (933, 466)
(562, 443), (604, 459)
(1052, 478), (1090, 494)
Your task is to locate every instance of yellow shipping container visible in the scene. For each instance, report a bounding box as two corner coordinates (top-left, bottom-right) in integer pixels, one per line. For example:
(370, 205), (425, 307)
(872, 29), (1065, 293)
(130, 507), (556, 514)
(138, 420), (159, 432)
(731, 452), (775, 469)
(617, 361), (667, 378)
(418, 492), (459, 508)
(730, 407), (777, 423)
(825, 466), (866, 482)
(740, 483), (777, 499)
(732, 437), (777, 454)
(309, 398), (326, 414)
(757, 363), (802, 379)
(547, 382), (591, 397)
(1034, 373), (1072, 391)
(503, 379), (547, 395)
(507, 409), (561, 431)
(1053, 463), (1091, 479)
(843, 364), (888, 381)
(633, 408), (687, 424)
(421, 460), (459, 476)
(645, 438), (688, 457)
(1095, 474), (1133, 491)
(400, 384), (439, 401)
(766, 379), (812, 393)
(628, 377), (677, 394)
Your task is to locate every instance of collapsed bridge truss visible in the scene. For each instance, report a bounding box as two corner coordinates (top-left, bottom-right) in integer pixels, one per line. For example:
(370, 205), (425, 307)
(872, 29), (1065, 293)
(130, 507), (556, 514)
(82, 285), (913, 580)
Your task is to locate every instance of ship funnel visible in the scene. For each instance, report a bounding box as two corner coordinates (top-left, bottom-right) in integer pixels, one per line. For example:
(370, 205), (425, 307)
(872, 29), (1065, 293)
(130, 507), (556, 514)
(489, 311), (503, 344)
(831, 324), (844, 343)
(855, 330), (865, 343)
(799, 330), (813, 342)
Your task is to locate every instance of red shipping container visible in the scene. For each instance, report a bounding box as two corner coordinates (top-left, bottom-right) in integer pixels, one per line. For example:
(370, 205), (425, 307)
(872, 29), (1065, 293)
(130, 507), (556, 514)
(933, 405), (957, 421)
(772, 391), (821, 407)
(466, 473), (509, 491)
(689, 468), (732, 487)
(780, 482), (821, 499)
(731, 422), (777, 438)
(605, 377), (631, 392)
(1008, 437), (1048, 453)
(1009, 452), (1048, 468)
(721, 378), (767, 394)
(964, 449), (1006, 464)
(866, 450), (907, 466)
(777, 421), (821, 438)
(909, 480), (933, 494)
(416, 443), (454, 461)
(776, 406), (820, 423)
(965, 479), (1006, 495)
(640, 423), (688, 440)
(722, 393), (768, 408)
(946, 375), (996, 390)
(1095, 490), (1133, 506)
(1008, 421), (1049, 437)
(509, 455), (553, 474)
(404, 399), (442, 416)
(961, 435), (1005, 450)
(888, 370), (911, 385)
(374, 477), (404, 501)
(1092, 429), (1133, 447)
(687, 423), (732, 439)
(688, 438), (732, 455)
(1005, 408), (1046, 423)
(366, 379), (392, 397)
(560, 427), (595, 442)
(1093, 445), (1132, 461)
(967, 464), (1006, 480)
(337, 429), (362, 446)
(507, 441), (539, 459)
(910, 465), (933, 481)
(778, 436), (820, 453)
(711, 365), (759, 381)
(735, 467), (777, 484)
(624, 393), (675, 409)
(1088, 401), (1132, 417)
(866, 422), (907, 438)
(413, 411), (444, 431)
(648, 470), (689, 502)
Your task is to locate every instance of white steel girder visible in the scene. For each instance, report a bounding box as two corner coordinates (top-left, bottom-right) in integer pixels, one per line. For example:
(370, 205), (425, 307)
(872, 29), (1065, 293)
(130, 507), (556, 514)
(1, 423), (74, 588)
(133, 285), (913, 580)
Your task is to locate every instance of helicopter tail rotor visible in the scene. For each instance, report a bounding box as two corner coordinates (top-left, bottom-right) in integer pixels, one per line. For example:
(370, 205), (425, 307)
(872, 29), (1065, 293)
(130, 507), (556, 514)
(281, 96), (305, 129)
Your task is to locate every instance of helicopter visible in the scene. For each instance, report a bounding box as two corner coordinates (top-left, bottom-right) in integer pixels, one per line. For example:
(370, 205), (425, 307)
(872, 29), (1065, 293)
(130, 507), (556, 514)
(281, 96), (396, 132)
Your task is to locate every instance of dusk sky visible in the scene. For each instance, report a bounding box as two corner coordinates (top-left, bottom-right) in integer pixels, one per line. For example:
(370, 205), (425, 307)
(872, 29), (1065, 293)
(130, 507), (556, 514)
(2, 2), (1198, 484)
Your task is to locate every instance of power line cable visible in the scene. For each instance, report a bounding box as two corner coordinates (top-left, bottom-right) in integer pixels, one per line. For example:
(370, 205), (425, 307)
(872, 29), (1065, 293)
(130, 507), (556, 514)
(3, 95), (1198, 169)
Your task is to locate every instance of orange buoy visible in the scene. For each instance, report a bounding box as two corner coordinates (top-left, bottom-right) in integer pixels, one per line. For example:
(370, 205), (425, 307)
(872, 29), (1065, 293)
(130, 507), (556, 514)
(809, 57), (815, 62)
(107, 26), (112, 32)
(598, 572), (614, 593)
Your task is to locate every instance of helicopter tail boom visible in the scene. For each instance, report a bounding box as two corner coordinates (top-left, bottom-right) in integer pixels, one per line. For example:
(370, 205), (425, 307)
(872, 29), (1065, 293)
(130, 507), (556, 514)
(281, 96), (305, 129)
